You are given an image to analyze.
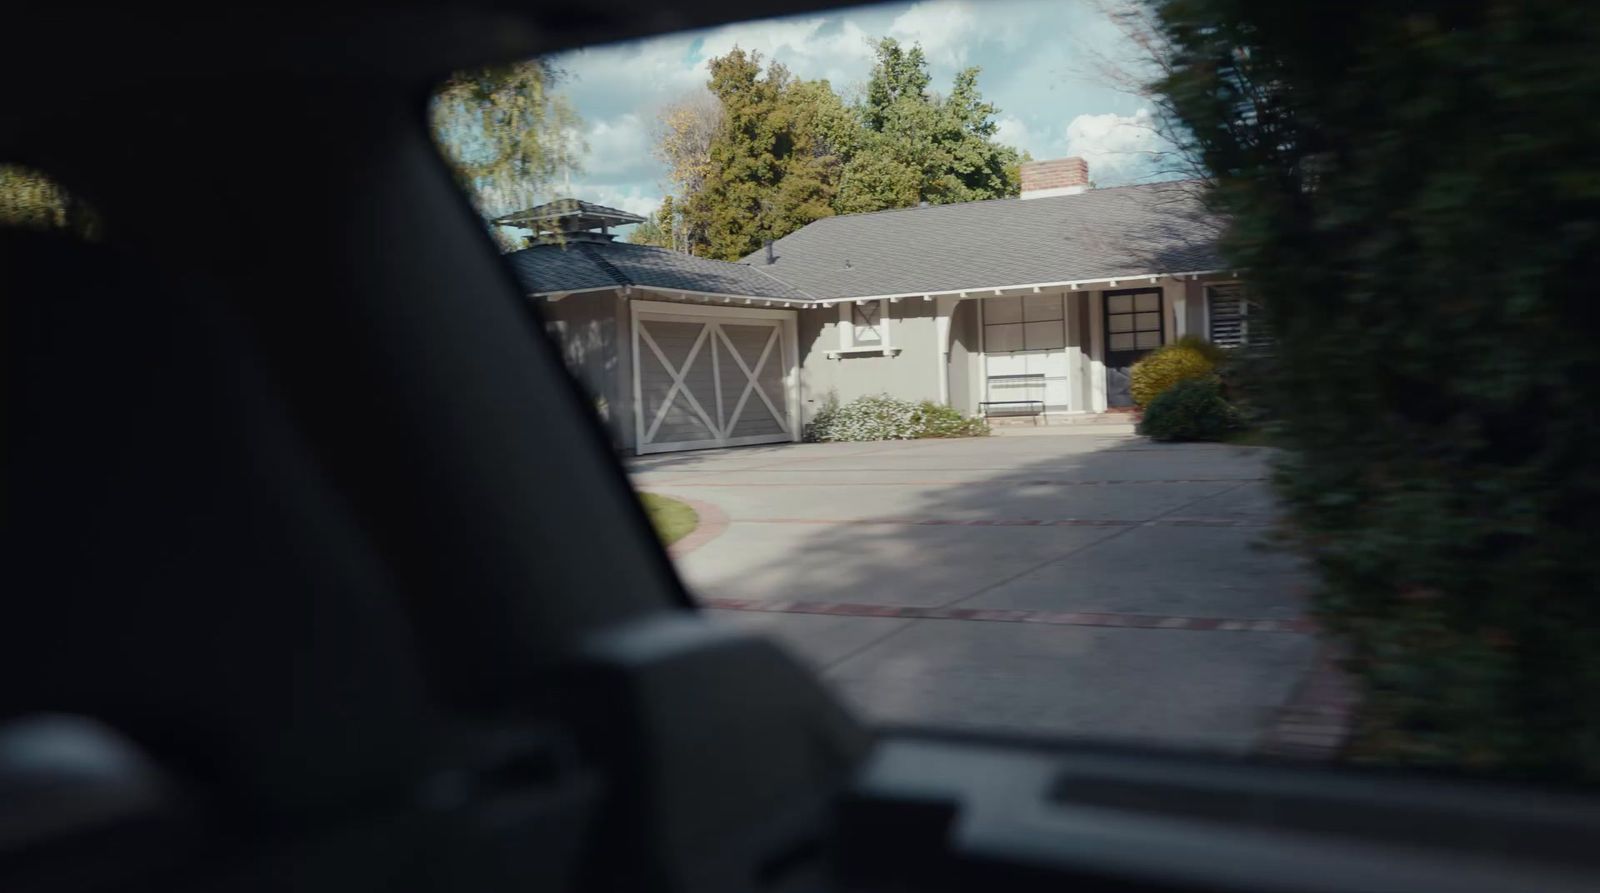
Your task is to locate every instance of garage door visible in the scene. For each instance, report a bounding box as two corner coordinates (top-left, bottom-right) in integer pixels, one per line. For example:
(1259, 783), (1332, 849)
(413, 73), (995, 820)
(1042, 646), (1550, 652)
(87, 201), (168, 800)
(632, 302), (798, 454)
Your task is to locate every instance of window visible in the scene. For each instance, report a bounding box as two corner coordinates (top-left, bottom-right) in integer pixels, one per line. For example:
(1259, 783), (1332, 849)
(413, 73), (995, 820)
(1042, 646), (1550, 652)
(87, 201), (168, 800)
(1105, 289), (1163, 352)
(835, 299), (893, 354)
(983, 293), (1066, 352)
(1206, 283), (1269, 348)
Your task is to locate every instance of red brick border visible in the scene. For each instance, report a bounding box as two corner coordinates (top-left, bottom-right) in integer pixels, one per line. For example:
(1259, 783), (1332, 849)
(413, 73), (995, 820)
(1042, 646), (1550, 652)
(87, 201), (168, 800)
(701, 597), (1313, 634)
(1257, 642), (1359, 760)
(651, 493), (730, 557)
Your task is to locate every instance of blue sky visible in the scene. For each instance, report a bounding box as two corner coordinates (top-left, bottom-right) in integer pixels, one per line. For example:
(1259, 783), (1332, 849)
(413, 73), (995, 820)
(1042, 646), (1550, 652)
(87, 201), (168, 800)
(547, 0), (1176, 220)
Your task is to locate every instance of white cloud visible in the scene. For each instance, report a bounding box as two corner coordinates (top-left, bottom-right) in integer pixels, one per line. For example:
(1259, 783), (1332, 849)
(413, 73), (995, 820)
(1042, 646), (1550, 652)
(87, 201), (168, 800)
(887, 1), (979, 68)
(1063, 108), (1174, 186)
(993, 115), (1038, 157)
(578, 114), (654, 179)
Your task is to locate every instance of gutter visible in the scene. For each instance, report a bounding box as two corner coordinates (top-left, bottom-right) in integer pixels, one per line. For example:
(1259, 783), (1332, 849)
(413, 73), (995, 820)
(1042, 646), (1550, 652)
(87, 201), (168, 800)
(529, 269), (1236, 307)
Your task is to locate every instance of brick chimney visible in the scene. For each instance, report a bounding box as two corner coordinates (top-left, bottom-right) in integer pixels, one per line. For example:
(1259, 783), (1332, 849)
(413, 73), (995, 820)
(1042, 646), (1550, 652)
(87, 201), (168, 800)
(1020, 157), (1089, 199)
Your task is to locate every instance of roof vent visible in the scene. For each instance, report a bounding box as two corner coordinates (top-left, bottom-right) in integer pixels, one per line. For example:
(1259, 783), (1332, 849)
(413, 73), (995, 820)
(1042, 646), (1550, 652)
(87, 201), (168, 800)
(1020, 157), (1089, 199)
(491, 198), (646, 246)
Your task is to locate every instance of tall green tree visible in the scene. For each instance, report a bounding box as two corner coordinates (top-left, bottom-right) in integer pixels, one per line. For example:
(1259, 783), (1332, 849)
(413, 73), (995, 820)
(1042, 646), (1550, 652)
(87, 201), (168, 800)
(659, 40), (1023, 257)
(431, 60), (583, 249)
(683, 49), (846, 260)
(1149, 0), (1600, 779)
(837, 38), (1022, 214)
(629, 195), (681, 250)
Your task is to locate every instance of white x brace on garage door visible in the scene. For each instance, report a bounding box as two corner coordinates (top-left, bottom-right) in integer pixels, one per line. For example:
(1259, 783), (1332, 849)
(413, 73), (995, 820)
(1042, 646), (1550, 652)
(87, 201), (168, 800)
(630, 300), (801, 454)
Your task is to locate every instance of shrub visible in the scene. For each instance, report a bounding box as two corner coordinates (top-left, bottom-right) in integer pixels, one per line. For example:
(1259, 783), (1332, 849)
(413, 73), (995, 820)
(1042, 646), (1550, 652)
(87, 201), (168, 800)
(1137, 377), (1238, 442)
(913, 400), (991, 438)
(1130, 335), (1227, 407)
(1155, 0), (1600, 777)
(806, 394), (989, 442)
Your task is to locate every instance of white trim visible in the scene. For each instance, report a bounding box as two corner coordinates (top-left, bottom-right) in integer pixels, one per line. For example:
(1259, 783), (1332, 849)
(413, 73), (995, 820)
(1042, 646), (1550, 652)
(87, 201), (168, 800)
(825, 346), (902, 359)
(795, 270), (1226, 307)
(538, 285), (618, 300)
(630, 302), (645, 452)
(636, 432), (802, 455)
(837, 298), (892, 352)
(527, 270), (1229, 305)
(1088, 290), (1107, 413)
(709, 318), (725, 435)
(633, 299), (795, 321)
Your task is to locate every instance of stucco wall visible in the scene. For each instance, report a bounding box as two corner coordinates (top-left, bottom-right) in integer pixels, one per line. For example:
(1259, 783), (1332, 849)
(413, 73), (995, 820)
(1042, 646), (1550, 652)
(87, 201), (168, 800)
(797, 299), (943, 423)
(541, 289), (633, 449)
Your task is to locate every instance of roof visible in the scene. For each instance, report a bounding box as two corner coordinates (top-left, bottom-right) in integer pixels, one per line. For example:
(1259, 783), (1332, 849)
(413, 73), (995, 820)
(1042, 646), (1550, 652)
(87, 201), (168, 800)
(505, 239), (813, 301)
(744, 181), (1224, 300)
(492, 198), (646, 232)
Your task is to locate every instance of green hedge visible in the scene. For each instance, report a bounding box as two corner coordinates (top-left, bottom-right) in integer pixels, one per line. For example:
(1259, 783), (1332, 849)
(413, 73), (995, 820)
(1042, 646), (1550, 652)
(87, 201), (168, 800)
(1154, 0), (1600, 779)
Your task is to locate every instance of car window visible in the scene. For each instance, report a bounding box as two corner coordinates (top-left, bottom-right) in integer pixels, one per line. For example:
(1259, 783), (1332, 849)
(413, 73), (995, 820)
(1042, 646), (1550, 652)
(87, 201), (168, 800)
(424, 0), (1600, 786)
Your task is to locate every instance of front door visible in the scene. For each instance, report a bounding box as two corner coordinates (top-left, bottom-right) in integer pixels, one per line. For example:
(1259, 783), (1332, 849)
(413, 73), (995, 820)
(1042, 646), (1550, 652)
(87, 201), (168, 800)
(1103, 288), (1164, 407)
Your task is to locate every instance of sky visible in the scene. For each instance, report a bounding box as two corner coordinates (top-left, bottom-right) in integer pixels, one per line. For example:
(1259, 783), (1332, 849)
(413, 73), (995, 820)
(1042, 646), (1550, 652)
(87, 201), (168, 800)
(546, 0), (1178, 221)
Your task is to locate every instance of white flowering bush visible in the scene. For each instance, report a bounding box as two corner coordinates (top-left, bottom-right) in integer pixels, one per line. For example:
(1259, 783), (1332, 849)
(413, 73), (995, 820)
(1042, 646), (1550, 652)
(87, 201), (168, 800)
(805, 394), (990, 443)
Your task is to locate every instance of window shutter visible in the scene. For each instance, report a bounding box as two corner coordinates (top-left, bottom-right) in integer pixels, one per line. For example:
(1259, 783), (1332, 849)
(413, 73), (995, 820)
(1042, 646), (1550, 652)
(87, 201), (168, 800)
(1207, 284), (1247, 348)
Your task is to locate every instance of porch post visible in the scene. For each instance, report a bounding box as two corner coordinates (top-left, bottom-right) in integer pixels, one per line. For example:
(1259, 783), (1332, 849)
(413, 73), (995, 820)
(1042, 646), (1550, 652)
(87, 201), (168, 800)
(934, 295), (959, 405)
(1166, 279), (1188, 338)
(1088, 290), (1107, 412)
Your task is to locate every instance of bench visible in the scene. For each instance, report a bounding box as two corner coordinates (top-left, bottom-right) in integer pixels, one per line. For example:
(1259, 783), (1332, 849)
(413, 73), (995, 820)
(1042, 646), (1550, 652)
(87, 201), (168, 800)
(979, 373), (1047, 426)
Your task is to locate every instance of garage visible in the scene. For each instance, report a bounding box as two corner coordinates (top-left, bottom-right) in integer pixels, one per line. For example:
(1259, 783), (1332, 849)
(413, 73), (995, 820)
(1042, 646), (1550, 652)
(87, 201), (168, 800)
(630, 301), (801, 455)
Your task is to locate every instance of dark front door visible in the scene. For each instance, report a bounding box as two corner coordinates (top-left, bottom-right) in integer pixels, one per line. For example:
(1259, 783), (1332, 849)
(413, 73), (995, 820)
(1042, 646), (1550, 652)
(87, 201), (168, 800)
(1104, 288), (1164, 407)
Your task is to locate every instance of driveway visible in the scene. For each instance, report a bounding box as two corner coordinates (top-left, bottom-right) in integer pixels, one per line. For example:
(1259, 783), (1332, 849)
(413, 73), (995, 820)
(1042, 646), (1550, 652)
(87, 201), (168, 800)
(627, 427), (1323, 755)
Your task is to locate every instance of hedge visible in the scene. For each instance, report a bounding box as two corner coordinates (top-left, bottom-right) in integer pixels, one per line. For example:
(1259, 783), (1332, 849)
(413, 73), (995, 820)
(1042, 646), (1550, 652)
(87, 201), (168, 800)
(1154, 0), (1600, 779)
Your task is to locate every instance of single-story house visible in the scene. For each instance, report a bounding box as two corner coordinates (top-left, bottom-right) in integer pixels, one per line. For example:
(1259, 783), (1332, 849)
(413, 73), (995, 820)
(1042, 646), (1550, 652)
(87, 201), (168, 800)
(507, 158), (1257, 455)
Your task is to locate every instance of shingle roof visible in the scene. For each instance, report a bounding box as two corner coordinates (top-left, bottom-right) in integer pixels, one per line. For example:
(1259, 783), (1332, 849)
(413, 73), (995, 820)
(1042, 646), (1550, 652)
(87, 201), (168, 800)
(492, 198), (646, 230)
(744, 181), (1224, 300)
(505, 239), (813, 301)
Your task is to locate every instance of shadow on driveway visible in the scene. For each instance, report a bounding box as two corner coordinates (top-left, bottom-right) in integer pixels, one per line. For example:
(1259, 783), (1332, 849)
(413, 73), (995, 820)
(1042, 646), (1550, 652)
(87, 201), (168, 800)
(629, 433), (1322, 756)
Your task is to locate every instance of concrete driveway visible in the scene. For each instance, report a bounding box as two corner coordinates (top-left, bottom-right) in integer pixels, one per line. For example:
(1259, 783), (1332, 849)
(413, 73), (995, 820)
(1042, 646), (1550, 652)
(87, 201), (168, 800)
(628, 427), (1323, 755)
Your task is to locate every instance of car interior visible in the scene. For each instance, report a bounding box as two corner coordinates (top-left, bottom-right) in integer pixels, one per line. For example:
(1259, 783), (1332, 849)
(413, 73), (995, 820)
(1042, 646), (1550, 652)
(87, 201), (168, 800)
(4, 4), (1599, 892)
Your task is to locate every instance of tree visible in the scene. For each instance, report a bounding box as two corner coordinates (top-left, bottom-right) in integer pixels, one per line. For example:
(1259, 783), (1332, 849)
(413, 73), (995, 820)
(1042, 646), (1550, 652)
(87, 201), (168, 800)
(653, 91), (723, 250)
(837, 39), (1022, 214)
(629, 195), (681, 250)
(657, 40), (1023, 257)
(683, 49), (844, 260)
(431, 60), (583, 249)
(1149, 0), (1600, 779)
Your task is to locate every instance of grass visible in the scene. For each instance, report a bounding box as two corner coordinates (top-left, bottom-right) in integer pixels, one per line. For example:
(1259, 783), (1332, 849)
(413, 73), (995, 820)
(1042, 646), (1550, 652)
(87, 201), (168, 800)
(640, 492), (698, 546)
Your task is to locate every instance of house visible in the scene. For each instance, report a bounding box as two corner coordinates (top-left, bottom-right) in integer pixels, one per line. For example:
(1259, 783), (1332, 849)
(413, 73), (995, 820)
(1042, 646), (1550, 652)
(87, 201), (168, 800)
(509, 159), (1252, 455)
